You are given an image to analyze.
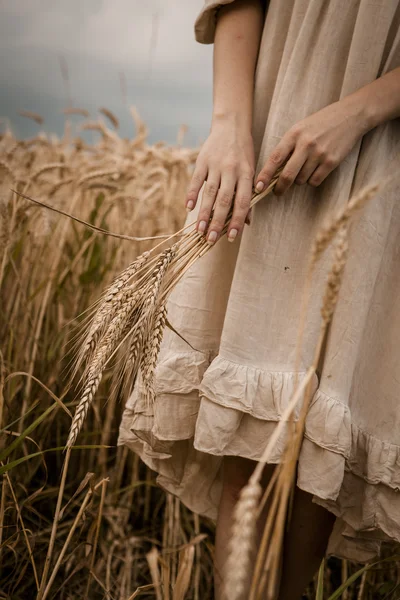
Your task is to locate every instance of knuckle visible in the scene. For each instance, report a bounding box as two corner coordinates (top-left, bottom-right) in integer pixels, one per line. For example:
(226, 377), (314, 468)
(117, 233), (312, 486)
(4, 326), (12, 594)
(191, 174), (203, 186)
(280, 171), (294, 185)
(304, 136), (317, 150)
(290, 123), (302, 138)
(222, 159), (237, 172)
(240, 168), (254, 181)
(205, 183), (218, 196)
(324, 155), (336, 169)
(206, 160), (216, 171)
(315, 146), (327, 160)
(217, 191), (232, 207)
(230, 217), (243, 228)
(257, 171), (268, 182)
(235, 194), (251, 210)
(187, 188), (198, 200)
(308, 177), (320, 187)
(269, 151), (282, 166)
(198, 208), (210, 219)
(295, 176), (307, 185)
(210, 219), (223, 232)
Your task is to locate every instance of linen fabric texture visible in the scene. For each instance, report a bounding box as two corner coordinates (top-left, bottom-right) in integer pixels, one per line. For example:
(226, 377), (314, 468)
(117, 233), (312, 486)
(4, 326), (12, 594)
(118, 0), (400, 561)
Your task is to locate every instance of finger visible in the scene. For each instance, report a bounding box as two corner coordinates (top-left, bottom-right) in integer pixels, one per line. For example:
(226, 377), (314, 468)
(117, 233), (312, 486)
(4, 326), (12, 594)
(254, 135), (295, 193)
(196, 172), (221, 234)
(273, 147), (308, 196)
(186, 162), (207, 211)
(308, 160), (336, 187)
(227, 174), (253, 242)
(294, 156), (321, 185)
(206, 173), (236, 244)
(245, 207), (253, 226)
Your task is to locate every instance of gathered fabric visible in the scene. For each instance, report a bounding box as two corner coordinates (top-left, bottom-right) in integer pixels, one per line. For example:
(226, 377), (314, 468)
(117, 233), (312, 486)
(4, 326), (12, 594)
(118, 0), (400, 561)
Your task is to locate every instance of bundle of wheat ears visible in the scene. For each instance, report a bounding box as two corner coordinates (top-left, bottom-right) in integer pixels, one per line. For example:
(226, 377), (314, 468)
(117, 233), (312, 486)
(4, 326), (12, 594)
(66, 173), (282, 450)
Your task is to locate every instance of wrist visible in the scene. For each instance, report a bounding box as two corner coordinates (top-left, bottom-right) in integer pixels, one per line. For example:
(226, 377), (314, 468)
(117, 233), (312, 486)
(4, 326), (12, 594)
(344, 84), (387, 134)
(211, 111), (253, 135)
(340, 90), (376, 136)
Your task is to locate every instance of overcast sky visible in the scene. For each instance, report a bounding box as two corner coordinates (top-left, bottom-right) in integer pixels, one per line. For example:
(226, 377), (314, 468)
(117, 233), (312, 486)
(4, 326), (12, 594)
(0, 0), (213, 146)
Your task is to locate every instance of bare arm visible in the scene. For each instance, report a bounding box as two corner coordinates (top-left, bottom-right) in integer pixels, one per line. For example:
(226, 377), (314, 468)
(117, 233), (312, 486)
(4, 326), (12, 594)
(359, 66), (400, 127)
(212, 0), (263, 133)
(187, 0), (264, 244)
(255, 66), (400, 195)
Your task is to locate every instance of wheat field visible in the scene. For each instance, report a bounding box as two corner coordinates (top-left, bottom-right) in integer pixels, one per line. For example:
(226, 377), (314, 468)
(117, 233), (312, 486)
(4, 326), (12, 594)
(0, 110), (399, 599)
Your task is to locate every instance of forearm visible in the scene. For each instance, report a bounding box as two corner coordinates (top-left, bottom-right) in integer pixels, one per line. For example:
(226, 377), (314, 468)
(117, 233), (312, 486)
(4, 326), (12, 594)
(211, 0), (264, 133)
(344, 66), (400, 133)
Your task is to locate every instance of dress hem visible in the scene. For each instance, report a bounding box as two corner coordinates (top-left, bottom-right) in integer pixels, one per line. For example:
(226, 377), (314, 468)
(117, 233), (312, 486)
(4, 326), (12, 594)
(118, 351), (400, 562)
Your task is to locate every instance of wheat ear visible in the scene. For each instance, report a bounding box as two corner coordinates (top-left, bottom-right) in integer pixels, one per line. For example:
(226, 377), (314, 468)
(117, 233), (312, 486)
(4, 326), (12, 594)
(122, 248), (176, 388)
(66, 286), (140, 449)
(312, 182), (379, 265)
(75, 251), (151, 373)
(139, 301), (167, 408)
(67, 248), (175, 448)
(223, 482), (263, 600)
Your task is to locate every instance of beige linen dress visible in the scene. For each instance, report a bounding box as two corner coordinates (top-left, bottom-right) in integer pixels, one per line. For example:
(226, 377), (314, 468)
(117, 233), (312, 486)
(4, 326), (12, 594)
(118, 0), (400, 561)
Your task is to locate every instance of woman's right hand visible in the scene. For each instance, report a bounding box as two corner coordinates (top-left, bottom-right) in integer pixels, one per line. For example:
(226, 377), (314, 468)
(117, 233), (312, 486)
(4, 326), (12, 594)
(185, 117), (255, 245)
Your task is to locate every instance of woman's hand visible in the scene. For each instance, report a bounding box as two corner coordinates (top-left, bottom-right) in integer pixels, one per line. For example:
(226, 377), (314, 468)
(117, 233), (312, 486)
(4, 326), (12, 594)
(255, 96), (370, 195)
(186, 117), (255, 244)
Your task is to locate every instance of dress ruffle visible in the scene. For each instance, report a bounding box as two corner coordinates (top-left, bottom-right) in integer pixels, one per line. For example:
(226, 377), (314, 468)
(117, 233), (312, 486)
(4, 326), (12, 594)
(118, 351), (400, 561)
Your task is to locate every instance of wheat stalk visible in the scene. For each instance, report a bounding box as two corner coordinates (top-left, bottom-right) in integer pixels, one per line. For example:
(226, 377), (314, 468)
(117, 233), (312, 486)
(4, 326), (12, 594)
(260, 224), (350, 600)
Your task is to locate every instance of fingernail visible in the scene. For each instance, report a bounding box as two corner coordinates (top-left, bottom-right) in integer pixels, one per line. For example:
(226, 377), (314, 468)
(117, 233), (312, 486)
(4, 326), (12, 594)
(228, 228), (238, 242)
(207, 230), (218, 244)
(198, 220), (207, 233)
(186, 200), (194, 211)
(256, 181), (264, 192)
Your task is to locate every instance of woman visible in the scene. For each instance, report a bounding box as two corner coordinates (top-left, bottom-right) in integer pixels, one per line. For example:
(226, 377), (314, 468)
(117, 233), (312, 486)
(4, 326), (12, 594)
(119, 1), (400, 597)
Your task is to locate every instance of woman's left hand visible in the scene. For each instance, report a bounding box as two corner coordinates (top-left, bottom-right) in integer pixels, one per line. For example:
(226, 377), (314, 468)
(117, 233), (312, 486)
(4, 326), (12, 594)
(255, 96), (371, 195)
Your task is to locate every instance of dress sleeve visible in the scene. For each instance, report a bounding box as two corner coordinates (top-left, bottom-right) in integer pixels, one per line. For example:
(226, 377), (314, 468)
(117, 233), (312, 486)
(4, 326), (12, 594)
(194, 0), (237, 44)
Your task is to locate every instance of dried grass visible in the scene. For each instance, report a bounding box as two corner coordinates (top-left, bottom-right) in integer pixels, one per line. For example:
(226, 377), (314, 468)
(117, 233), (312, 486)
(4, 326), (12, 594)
(62, 107), (90, 118)
(18, 110), (44, 125)
(0, 107), (397, 599)
(0, 110), (212, 599)
(99, 108), (120, 129)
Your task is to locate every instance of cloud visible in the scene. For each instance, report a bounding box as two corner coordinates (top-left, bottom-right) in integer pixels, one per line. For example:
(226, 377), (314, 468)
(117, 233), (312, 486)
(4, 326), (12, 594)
(0, 0), (213, 143)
